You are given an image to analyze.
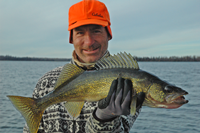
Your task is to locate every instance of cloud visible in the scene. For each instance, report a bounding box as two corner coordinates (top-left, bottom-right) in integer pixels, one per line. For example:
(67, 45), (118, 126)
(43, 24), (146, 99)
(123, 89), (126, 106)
(109, 27), (200, 56)
(109, 0), (200, 40)
(0, 0), (199, 58)
(107, 0), (200, 56)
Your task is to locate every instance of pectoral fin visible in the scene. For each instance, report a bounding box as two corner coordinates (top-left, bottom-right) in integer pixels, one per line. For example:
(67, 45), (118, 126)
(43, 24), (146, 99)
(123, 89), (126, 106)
(64, 101), (85, 118)
(130, 93), (137, 115)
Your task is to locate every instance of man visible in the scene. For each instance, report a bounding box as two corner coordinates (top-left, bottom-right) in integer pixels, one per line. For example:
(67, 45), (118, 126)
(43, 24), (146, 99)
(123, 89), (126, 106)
(23, 0), (145, 132)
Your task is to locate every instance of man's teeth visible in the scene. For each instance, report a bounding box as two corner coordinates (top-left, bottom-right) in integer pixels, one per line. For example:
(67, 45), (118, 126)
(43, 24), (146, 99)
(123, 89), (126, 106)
(86, 49), (94, 51)
(85, 48), (98, 51)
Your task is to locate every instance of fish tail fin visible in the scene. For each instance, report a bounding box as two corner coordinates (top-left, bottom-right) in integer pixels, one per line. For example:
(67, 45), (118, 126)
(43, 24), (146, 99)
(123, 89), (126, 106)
(7, 95), (43, 133)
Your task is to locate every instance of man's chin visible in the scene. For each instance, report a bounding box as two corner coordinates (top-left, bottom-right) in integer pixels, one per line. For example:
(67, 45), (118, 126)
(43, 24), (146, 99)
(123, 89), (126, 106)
(84, 58), (99, 63)
(82, 55), (102, 63)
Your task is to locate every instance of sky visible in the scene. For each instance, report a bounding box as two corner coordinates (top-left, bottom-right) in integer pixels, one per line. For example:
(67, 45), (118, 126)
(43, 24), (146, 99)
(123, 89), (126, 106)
(0, 0), (200, 58)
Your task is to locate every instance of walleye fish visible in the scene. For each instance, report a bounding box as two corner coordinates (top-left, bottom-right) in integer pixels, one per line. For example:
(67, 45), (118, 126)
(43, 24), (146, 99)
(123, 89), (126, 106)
(7, 52), (188, 133)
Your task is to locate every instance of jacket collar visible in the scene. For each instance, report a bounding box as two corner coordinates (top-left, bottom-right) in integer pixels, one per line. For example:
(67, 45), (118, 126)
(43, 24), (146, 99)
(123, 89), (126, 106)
(71, 50), (110, 70)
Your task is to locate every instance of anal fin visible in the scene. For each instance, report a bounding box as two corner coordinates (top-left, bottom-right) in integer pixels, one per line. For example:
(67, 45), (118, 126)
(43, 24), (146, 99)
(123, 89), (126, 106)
(64, 101), (84, 118)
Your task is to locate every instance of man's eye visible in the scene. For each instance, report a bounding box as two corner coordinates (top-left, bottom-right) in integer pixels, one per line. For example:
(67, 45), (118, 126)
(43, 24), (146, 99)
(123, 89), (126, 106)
(94, 30), (101, 33)
(77, 32), (83, 35)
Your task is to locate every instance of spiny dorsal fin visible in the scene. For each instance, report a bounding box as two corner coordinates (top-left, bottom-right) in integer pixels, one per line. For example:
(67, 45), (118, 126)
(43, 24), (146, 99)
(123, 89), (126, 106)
(95, 52), (139, 70)
(54, 64), (85, 90)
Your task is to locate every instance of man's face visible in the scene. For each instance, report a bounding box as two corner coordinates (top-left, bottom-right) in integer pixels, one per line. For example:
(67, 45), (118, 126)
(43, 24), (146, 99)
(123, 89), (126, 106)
(72, 24), (110, 63)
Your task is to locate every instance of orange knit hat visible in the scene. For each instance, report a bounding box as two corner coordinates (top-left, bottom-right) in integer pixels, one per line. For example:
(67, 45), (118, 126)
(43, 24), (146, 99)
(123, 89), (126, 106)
(68, 0), (112, 43)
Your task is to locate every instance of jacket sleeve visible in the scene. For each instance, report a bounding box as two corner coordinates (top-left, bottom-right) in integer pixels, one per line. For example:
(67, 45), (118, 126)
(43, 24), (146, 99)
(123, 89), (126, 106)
(85, 106), (141, 133)
(23, 67), (62, 133)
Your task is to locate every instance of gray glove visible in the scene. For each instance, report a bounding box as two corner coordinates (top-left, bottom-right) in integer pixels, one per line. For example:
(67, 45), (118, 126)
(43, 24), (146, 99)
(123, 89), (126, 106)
(95, 78), (145, 121)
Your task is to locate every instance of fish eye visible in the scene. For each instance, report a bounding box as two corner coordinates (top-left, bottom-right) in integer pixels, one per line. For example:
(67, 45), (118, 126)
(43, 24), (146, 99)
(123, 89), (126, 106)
(164, 85), (173, 93)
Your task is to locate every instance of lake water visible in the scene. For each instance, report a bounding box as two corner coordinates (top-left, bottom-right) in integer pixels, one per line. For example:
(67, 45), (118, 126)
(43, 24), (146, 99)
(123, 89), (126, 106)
(0, 61), (199, 133)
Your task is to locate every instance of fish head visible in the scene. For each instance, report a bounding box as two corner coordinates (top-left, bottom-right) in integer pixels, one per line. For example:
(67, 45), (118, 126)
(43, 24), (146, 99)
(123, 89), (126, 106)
(144, 75), (188, 109)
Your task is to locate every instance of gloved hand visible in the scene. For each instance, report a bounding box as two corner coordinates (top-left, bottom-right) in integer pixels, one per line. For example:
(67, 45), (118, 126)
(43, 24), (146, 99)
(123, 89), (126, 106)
(95, 78), (145, 121)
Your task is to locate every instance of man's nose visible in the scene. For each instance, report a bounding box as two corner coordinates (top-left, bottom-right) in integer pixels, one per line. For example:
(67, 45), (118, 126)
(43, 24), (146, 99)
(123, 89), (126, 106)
(84, 32), (94, 46)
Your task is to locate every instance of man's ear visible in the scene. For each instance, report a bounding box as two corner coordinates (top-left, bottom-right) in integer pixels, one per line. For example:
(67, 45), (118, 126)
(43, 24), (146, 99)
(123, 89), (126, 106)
(108, 36), (111, 41)
(70, 30), (73, 43)
(105, 27), (111, 41)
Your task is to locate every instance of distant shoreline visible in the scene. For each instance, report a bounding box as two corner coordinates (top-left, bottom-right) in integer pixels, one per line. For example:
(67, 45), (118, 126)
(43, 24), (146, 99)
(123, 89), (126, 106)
(0, 55), (200, 62)
(0, 56), (71, 62)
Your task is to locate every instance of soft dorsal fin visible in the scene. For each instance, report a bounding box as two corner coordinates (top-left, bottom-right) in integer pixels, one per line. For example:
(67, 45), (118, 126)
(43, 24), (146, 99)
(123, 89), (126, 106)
(54, 64), (85, 90)
(95, 52), (139, 70)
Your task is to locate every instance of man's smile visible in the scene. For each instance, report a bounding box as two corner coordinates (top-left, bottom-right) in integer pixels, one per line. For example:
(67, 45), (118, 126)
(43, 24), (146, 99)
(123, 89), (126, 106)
(83, 47), (100, 54)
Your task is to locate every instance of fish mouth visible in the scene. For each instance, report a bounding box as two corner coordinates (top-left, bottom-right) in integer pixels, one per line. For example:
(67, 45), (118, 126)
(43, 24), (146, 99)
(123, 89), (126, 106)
(169, 93), (189, 104)
(146, 92), (188, 109)
(164, 91), (189, 109)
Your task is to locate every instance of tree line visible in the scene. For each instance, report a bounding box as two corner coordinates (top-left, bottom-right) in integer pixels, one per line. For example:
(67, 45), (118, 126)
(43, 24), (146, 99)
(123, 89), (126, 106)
(0, 55), (200, 61)
(0, 55), (71, 61)
(134, 55), (200, 61)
